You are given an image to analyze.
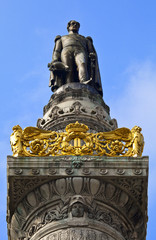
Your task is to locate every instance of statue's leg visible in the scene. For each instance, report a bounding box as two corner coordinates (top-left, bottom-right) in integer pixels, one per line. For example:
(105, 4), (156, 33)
(61, 48), (74, 83)
(75, 52), (88, 82)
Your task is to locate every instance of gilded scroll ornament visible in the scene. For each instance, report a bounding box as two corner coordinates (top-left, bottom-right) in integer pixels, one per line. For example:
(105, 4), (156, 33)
(10, 121), (144, 157)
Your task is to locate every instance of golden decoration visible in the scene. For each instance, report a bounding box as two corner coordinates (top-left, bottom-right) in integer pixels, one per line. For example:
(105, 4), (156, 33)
(10, 121), (144, 157)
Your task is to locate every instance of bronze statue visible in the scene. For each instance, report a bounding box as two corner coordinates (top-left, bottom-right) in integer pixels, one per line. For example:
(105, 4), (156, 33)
(48, 20), (103, 96)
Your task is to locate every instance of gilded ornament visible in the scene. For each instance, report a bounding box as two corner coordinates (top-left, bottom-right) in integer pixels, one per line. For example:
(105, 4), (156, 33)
(30, 139), (45, 155)
(10, 121), (144, 157)
(65, 121), (89, 133)
(131, 126), (144, 157)
(10, 125), (24, 157)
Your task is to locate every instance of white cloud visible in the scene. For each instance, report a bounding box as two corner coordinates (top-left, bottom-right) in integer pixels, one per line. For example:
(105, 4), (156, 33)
(110, 60), (156, 206)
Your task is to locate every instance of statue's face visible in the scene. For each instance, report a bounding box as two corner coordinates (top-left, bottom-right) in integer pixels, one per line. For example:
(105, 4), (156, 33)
(71, 202), (84, 217)
(68, 21), (79, 33)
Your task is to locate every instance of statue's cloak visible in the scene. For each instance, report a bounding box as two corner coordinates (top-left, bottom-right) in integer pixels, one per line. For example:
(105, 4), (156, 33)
(87, 39), (103, 96)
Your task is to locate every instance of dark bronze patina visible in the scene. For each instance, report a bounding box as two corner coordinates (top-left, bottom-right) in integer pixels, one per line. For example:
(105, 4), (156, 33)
(48, 20), (103, 96)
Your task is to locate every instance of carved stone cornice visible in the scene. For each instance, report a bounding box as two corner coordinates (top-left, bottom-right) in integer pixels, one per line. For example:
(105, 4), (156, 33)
(7, 155), (148, 240)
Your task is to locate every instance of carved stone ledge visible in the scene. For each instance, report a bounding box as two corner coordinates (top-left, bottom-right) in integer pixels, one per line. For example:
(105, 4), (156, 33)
(7, 155), (148, 177)
(7, 155), (148, 240)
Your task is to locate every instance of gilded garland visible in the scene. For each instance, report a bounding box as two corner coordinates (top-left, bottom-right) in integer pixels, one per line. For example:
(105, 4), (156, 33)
(10, 121), (144, 157)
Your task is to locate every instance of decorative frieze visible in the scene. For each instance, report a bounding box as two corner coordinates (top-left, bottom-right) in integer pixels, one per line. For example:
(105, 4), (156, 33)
(10, 121), (144, 158)
(7, 155), (148, 240)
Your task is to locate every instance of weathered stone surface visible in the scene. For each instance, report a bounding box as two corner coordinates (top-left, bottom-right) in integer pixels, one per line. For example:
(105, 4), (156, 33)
(8, 20), (148, 240)
(7, 155), (148, 240)
(37, 83), (117, 132)
(32, 228), (118, 240)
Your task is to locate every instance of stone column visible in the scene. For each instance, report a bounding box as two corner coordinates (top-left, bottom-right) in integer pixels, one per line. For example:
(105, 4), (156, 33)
(7, 155), (148, 240)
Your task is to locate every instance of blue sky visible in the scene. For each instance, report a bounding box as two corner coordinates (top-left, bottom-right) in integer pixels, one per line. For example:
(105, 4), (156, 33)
(0, 0), (156, 239)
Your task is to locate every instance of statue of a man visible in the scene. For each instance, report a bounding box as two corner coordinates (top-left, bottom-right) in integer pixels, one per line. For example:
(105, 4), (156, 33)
(48, 20), (103, 96)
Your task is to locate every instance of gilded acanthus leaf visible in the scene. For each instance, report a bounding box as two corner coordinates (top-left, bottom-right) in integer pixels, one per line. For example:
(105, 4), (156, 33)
(10, 121), (144, 157)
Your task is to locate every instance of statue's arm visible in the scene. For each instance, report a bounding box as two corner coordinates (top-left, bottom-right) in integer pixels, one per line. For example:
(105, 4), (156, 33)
(86, 37), (93, 51)
(86, 36), (96, 59)
(86, 37), (96, 59)
(52, 35), (62, 62)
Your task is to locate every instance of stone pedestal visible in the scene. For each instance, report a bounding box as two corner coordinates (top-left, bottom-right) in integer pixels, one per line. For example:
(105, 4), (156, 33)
(7, 155), (148, 240)
(37, 83), (117, 132)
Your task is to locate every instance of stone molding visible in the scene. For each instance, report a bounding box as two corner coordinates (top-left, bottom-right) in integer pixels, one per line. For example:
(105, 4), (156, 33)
(7, 155), (148, 240)
(7, 156), (148, 178)
(37, 83), (117, 132)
